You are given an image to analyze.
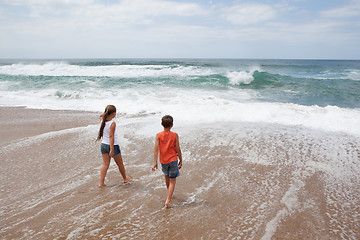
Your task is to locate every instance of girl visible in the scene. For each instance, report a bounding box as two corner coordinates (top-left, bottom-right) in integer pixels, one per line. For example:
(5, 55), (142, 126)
(97, 105), (131, 187)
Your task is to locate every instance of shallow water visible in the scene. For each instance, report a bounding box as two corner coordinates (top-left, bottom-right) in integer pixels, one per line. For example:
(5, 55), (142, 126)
(1, 114), (359, 239)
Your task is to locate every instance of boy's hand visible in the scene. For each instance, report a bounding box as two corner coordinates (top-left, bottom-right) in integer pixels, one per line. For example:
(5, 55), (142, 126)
(152, 163), (158, 171)
(178, 160), (182, 169)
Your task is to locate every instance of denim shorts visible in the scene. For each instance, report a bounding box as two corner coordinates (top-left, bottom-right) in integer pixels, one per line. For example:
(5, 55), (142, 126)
(161, 161), (180, 178)
(101, 143), (121, 156)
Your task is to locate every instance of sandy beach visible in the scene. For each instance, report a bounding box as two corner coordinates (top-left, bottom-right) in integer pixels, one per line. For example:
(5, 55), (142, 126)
(0, 107), (100, 146)
(1, 107), (359, 239)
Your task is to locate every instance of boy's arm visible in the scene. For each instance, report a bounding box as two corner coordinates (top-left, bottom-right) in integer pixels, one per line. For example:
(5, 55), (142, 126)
(152, 134), (159, 171)
(175, 134), (183, 169)
(109, 122), (116, 157)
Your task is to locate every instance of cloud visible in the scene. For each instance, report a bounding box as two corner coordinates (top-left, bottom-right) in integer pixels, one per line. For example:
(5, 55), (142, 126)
(0, 0), (209, 36)
(320, 0), (360, 18)
(4, 0), (207, 20)
(1, 0), (359, 59)
(221, 3), (276, 25)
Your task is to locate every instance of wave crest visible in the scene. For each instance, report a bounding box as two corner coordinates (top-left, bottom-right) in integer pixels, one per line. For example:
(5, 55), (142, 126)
(226, 70), (258, 85)
(0, 62), (214, 77)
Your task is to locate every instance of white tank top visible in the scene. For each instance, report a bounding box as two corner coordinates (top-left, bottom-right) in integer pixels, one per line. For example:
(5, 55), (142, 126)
(101, 120), (119, 145)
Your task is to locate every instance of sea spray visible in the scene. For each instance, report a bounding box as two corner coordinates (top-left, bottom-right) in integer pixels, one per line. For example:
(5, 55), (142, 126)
(226, 70), (256, 85)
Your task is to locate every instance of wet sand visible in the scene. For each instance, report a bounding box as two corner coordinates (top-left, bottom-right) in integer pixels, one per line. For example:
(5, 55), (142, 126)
(0, 107), (100, 146)
(0, 107), (359, 239)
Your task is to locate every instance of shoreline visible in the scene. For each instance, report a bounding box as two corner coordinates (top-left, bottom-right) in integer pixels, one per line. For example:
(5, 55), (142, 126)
(0, 106), (100, 146)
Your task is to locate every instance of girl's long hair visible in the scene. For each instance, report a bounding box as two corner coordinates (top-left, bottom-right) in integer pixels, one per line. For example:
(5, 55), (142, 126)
(97, 105), (116, 141)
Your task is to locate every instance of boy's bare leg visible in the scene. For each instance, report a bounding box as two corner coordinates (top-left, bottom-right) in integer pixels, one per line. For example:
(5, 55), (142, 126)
(165, 176), (170, 189)
(165, 176), (176, 198)
(165, 178), (176, 207)
(114, 154), (132, 183)
(99, 154), (111, 187)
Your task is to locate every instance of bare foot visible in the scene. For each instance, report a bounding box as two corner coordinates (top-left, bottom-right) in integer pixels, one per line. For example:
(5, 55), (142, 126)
(98, 184), (107, 187)
(124, 176), (132, 183)
(165, 200), (171, 208)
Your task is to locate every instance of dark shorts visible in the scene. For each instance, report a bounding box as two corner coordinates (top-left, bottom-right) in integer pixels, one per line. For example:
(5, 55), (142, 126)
(101, 143), (121, 156)
(161, 161), (180, 178)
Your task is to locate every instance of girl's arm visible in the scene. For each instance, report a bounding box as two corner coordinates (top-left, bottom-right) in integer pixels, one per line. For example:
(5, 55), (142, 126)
(152, 134), (159, 171)
(109, 122), (116, 157)
(175, 134), (182, 169)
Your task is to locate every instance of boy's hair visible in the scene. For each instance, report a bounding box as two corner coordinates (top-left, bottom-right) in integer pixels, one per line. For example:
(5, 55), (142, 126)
(161, 115), (173, 128)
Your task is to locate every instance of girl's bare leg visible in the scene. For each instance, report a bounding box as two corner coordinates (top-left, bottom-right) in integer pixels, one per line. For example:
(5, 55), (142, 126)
(113, 154), (131, 183)
(99, 154), (111, 187)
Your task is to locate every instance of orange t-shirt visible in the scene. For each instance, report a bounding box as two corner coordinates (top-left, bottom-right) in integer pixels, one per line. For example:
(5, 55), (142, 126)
(158, 131), (178, 164)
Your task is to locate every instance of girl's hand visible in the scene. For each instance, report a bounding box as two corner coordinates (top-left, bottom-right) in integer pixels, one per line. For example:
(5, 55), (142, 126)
(178, 160), (182, 169)
(109, 150), (114, 157)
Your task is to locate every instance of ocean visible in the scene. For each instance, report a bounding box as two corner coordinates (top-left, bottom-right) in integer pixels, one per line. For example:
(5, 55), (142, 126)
(0, 59), (359, 239)
(1, 59), (360, 135)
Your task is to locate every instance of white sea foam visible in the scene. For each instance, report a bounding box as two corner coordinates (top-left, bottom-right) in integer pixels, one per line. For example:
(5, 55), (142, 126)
(226, 70), (256, 85)
(0, 62), (214, 77)
(185, 172), (222, 204)
(298, 68), (360, 81)
(344, 69), (360, 81)
(1, 85), (360, 136)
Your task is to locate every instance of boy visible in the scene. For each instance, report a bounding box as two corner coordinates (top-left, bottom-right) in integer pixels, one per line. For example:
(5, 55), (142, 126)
(152, 115), (183, 208)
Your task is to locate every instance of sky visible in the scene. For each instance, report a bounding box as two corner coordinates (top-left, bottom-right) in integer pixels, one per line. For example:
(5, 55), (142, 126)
(0, 0), (360, 59)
